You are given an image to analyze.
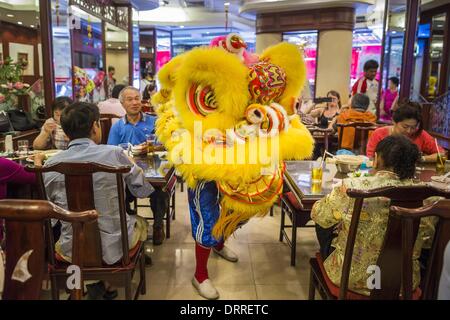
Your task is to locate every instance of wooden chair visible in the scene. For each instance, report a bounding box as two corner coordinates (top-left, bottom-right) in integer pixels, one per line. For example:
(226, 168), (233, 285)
(309, 185), (450, 300)
(309, 127), (335, 154)
(29, 162), (147, 300)
(0, 199), (97, 300)
(99, 113), (121, 145)
(390, 199), (450, 300)
(279, 182), (314, 266)
(337, 122), (377, 155)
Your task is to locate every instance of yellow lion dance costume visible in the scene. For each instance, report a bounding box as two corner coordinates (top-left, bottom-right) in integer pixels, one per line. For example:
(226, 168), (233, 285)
(153, 33), (314, 240)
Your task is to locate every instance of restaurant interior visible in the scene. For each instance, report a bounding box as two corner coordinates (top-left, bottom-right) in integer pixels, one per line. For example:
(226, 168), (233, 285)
(0, 0), (450, 302)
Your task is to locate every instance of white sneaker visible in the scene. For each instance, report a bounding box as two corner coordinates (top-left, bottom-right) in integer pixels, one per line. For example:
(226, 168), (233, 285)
(213, 246), (238, 262)
(192, 277), (219, 300)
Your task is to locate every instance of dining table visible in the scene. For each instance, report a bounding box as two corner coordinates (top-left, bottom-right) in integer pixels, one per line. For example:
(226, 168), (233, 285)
(281, 160), (442, 266)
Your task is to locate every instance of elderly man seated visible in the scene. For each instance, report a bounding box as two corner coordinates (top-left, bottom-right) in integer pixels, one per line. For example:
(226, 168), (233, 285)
(107, 86), (169, 246)
(330, 93), (377, 151)
(43, 102), (154, 299)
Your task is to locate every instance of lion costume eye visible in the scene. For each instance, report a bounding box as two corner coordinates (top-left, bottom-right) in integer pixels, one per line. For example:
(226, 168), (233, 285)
(186, 83), (218, 117)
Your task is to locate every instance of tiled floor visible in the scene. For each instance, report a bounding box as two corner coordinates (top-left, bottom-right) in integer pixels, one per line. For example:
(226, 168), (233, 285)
(135, 184), (320, 300)
(42, 184), (320, 300)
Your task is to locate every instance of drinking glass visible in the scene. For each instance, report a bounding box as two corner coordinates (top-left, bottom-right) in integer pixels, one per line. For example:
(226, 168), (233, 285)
(18, 140), (29, 156)
(311, 161), (323, 194)
(436, 154), (447, 175)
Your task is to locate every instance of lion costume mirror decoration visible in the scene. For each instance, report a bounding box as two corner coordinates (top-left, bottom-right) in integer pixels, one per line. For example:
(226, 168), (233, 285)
(153, 33), (314, 240)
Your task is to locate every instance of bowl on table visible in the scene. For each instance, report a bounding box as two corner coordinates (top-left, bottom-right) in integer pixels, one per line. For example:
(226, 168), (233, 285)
(430, 174), (450, 190)
(334, 155), (364, 174)
(131, 144), (148, 156)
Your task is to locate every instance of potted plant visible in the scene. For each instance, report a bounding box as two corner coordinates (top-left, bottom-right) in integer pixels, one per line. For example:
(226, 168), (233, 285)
(0, 57), (31, 111)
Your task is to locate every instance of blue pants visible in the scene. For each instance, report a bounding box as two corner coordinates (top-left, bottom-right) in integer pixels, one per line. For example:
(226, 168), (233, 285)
(188, 181), (222, 247)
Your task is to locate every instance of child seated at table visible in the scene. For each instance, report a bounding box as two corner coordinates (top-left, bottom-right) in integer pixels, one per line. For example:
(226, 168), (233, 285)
(311, 135), (434, 296)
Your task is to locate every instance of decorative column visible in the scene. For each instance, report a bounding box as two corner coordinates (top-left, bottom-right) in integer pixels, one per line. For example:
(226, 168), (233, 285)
(256, 33), (282, 54)
(315, 30), (353, 103)
(255, 7), (355, 100)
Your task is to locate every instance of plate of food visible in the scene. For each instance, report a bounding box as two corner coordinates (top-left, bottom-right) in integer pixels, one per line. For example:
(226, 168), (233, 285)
(347, 170), (371, 178)
(429, 173), (450, 190)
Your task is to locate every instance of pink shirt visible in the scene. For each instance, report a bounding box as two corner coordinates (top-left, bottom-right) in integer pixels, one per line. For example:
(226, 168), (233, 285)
(98, 98), (126, 124)
(366, 127), (445, 158)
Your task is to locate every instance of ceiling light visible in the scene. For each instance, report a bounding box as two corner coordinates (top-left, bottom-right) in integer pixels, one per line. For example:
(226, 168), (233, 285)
(206, 31), (210, 34)
(6, 14), (14, 18)
(30, 25), (35, 28)
(118, 46), (122, 49)
(17, 21), (23, 25)
(108, 43), (111, 47)
(224, 2), (230, 6)
(180, 25), (184, 28)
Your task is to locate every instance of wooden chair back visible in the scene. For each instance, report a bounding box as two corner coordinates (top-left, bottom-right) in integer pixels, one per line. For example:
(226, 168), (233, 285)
(308, 127), (334, 153)
(0, 199), (97, 300)
(390, 199), (450, 300)
(99, 113), (121, 144)
(339, 185), (450, 300)
(337, 122), (377, 154)
(28, 162), (131, 268)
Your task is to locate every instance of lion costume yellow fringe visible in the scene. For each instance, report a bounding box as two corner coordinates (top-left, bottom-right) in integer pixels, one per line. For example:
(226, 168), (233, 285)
(152, 35), (314, 239)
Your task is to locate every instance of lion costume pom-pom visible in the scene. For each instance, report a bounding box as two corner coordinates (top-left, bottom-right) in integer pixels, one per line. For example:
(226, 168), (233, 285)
(154, 34), (314, 240)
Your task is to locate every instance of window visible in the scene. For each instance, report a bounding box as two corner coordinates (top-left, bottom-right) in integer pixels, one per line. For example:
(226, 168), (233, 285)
(282, 31), (318, 96)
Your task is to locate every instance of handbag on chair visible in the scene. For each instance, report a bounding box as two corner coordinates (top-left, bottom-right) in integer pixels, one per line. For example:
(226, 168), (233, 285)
(0, 111), (13, 133)
(7, 109), (37, 131)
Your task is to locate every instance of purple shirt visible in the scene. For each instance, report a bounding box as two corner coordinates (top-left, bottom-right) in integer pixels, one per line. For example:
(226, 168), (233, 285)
(381, 89), (398, 121)
(0, 158), (36, 243)
(0, 158), (36, 200)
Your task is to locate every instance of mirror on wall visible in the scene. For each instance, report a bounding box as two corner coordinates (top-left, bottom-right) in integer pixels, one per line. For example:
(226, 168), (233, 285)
(0, 0), (44, 118)
(70, 5), (104, 103)
(51, 0), (72, 99)
(105, 22), (129, 98)
(382, 0), (406, 90)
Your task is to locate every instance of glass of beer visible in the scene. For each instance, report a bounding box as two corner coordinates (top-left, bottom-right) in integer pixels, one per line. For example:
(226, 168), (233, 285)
(311, 162), (323, 183)
(311, 161), (323, 193)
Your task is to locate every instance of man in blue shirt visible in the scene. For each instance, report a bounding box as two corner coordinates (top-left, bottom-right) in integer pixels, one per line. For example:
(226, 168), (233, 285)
(107, 86), (168, 245)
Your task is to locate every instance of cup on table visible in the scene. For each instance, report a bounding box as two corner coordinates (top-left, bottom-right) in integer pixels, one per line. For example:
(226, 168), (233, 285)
(146, 134), (156, 152)
(311, 161), (323, 194)
(436, 154), (447, 175)
(17, 140), (29, 156)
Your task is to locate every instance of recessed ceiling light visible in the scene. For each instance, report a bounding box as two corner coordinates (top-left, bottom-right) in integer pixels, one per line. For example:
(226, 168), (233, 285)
(180, 25), (184, 28)
(17, 21), (23, 25)
(6, 14), (14, 18)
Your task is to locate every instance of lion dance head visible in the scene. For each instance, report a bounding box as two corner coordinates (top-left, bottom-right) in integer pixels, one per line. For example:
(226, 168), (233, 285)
(153, 34), (314, 239)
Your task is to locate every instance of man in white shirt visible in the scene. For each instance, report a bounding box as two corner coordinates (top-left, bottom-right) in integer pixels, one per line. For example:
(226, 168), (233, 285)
(351, 60), (379, 115)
